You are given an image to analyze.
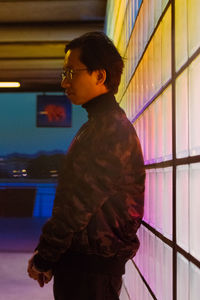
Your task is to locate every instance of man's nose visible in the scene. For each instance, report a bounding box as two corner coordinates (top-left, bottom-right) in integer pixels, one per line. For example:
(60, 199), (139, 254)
(61, 77), (70, 89)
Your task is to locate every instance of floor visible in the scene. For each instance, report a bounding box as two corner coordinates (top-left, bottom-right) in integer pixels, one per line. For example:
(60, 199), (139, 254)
(0, 217), (54, 300)
(0, 252), (54, 300)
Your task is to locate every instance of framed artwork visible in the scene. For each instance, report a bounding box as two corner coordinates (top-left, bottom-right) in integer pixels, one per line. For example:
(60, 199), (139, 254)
(37, 95), (72, 127)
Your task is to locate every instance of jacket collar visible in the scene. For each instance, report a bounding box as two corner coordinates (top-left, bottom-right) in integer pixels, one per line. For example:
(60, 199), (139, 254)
(82, 92), (119, 119)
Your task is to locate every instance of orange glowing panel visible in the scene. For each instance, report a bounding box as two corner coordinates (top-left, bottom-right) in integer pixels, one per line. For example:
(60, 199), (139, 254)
(154, 25), (162, 93)
(175, 0), (188, 71)
(188, 0), (200, 57)
(161, 6), (171, 84)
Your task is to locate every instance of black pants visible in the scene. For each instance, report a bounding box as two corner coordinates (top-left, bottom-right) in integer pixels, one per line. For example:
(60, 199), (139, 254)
(53, 270), (122, 300)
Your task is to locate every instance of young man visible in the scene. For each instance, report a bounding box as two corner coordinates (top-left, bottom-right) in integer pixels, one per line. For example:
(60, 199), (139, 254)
(27, 32), (145, 300)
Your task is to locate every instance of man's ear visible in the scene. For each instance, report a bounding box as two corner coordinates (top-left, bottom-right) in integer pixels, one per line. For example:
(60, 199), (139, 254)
(96, 69), (106, 85)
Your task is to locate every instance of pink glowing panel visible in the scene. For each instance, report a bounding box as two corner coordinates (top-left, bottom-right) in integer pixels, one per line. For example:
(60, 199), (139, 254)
(139, 117), (144, 160)
(155, 169), (164, 233)
(163, 167), (172, 239)
(124, 254), (155, 300)
(190, 262), (200, 300)
(176, 69), (189, 158)
(177, 253), (189, 300)
(189, 163), (200, 261)
(134, 226), (142, 270)
(161, 6), (171, 84)
(176, 165), (189, 252)
(148, 231), (156, 294)
(162, 86), (172, 161)
(147, 42), (154, 100)
(175, 0), (188, 71)
(138, 226), (145, 273)
(144, 170), (149, 223)
(189, 54), (200, 156)
(123, 259), (138, 300)
(155, 237), (164, 300)
(154, 25), (162, 93)
(149, 169), (156, 227)
(155, 96), (163, 162)
(119, 283), (130, 300)
(142, 227), (149, 282)
(163, 244), (173, 300)
(188, 0), (200, 57)
(143, 108), (149, 163)
(148, 103), (156, 162)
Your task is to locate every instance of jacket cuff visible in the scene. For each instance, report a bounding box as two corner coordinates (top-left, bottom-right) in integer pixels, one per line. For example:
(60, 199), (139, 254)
(33, 253), (54, 272)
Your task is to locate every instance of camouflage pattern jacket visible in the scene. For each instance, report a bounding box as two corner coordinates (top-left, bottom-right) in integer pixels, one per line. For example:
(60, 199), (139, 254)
(34, 92), (145, 273)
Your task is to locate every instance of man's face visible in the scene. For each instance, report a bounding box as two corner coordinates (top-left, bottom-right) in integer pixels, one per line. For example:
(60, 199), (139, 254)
(61, 48), (100, 105)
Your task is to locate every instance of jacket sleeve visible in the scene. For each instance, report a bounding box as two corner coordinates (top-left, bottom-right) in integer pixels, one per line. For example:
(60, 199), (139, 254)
(34, 119), (145, 270)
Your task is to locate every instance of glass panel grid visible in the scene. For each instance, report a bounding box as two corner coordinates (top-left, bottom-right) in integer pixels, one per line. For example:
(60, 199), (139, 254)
(106, 0), (200, 299)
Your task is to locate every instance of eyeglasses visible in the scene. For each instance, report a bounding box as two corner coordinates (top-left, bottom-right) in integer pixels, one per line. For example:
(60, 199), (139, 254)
(61, 68), (88, 81)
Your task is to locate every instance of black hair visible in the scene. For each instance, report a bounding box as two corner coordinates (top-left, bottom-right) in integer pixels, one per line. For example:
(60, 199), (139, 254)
(65, 32), (124, 94)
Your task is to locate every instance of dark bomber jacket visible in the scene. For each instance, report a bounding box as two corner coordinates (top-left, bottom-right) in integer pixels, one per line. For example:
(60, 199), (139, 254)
(34, 92), (145, 274)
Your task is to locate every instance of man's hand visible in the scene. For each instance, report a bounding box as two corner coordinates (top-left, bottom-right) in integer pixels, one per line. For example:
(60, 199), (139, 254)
(27, 252), (53, 287)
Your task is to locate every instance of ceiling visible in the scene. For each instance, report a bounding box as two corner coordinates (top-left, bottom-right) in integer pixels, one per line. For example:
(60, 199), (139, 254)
(0, 0), (107, 92)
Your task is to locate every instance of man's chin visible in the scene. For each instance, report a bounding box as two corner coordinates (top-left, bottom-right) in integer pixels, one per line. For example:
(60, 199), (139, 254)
(68, 95), (82, 105)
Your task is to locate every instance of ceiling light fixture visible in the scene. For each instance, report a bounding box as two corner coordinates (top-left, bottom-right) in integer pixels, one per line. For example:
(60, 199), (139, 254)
(0, 82), (21, 88)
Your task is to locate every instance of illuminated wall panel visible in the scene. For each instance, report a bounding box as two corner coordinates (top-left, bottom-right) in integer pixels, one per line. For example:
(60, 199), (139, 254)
(190, 262), (200, 299)
(176, 69), (189, 158)
(135, 86), (172, 164)
(188, 0), (200, 57)
(189, 163), (200, 262)
(123, 258), (154, 300)
(177, 254), (200, 300)
(177, 253), (189, 300)
(106, 0), (200, 299)
(134, 226), (173, 300)
(189, 54), (200, 156)
(176, 165), (189, 252)
(161, 7), (171, 84)
(175, 0), (188, 71)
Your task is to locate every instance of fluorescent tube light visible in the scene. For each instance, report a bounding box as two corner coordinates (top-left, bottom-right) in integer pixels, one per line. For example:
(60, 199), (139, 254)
(0, 82), (21, 88)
